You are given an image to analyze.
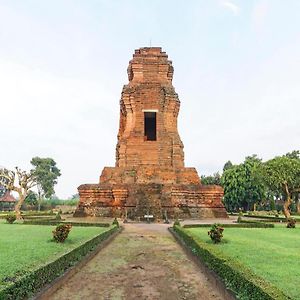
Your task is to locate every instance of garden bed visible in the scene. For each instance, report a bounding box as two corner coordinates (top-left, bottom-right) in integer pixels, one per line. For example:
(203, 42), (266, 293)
(0, 222), (118, 299)
(183, 222), (274, 228)
(23, 219), (110, 227)
(173, 225), (293, 299)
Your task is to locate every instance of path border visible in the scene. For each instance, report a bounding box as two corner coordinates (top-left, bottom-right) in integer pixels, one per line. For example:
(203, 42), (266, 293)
(32, 226), (123, 300)
(169, 227), (236, 300)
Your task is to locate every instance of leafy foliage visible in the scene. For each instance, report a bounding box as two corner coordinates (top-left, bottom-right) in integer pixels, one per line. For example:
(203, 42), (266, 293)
(0, 167), (37, 219)
(5, 213), (16, 224)
(286, 218), (296, 228)
(201, 172), (221, 185)
(24, 191), (38, 206)
(55, 212), (62, 220)
(112, 217), (119, 227)
(0, 168), (9, 198)
(208, 223), (224, 243)
(183, 222), (274, 228)
(52, 224), (72, 243)
(221, 155), (265, 211)
(0, 226), (118, 299)
(223, 160), (233, 172)
(30, 157), (61, 199)
(173, 218), (181, 227)
(237, 211), (243, 223)
(261, 156), (300, 218)
(220, 151), (300, 214)
(262, 156), (300, 197)
(173, 226), (288, 300)
(285, 150), (300, 160)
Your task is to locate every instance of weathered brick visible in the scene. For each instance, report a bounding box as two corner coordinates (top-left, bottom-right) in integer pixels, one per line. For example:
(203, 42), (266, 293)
(74, 47), (227, 219)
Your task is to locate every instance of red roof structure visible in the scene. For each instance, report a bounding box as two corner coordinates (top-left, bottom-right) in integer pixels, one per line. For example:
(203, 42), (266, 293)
(0, 191), (16, 203)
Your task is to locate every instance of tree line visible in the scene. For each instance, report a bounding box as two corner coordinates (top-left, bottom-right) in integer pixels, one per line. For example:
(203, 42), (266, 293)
(201, 150), (300, 218)
(0, 157), (61, 219)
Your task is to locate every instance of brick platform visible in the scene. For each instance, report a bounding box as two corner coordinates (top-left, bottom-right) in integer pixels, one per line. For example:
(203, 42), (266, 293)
(75, 47), (227, 219)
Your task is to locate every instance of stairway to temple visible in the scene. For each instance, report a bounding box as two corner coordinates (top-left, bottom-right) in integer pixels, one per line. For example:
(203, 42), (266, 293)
(129, 184), (163, 220)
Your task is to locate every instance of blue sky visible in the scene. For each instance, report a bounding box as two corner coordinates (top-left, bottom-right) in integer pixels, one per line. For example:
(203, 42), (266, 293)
(1, 0), (300, 198)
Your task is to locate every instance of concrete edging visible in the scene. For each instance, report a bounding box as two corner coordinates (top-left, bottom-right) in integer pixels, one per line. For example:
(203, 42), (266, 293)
(32, 226), (123, 300)
(169, 227), (236, 300)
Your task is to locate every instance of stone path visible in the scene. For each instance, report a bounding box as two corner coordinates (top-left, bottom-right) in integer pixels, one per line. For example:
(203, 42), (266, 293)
(47, 223), (224, 300)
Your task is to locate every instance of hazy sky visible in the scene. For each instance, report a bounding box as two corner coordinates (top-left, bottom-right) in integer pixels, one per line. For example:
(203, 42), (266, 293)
(1, 0), (300, 198)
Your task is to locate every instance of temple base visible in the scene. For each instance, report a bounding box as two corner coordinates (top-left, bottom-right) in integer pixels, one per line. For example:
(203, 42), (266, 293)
(74, 166), (228, 220)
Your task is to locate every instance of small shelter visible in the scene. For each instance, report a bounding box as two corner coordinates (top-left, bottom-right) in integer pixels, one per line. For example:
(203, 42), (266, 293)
(0, 191), (16, 211)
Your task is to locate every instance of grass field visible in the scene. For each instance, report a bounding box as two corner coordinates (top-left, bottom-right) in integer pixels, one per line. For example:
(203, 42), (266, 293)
(186, 225), (300, 299)
(0, 221), (110, 283)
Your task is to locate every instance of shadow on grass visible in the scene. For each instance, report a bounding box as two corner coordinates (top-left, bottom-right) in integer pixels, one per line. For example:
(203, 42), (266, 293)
(205, 238), (230, 245)
(46, 238), (76, 245)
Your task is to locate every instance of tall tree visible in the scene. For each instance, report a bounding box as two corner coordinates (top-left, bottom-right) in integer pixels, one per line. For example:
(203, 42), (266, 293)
(285, 150), (300, 212)
(0, 170), (8, 198)
(285, 150), (300, 160)
(201, 173), (221, 185)
(0, 167), (37, 219)
(30, 157), (61, 210)
(223, 160), (233, 172)
(243, 155), (265, 211)
(25, 190), (38, 206)
(221, 155), (265, 212)
(221, 165), (245, 211)
(262, 156), (300, 218)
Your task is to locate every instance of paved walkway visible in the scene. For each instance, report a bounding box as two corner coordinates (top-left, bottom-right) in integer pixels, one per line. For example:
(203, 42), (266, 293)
(47, 224), (225, 300)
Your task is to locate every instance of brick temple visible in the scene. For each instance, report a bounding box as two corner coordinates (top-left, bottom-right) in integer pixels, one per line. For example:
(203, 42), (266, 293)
(75, 47), (227, 219)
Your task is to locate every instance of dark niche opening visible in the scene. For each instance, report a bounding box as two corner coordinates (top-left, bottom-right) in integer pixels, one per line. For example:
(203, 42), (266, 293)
(144, 112), (157, 141)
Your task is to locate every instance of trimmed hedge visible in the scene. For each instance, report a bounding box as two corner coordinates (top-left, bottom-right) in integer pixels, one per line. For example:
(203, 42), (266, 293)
(237, 220), (275, 227)
(172, 226), (289, 300)
(22, 216), (57, 220)
(22, 220), (110, 227)
(0, 211), (55, 219)
(183, 222), (274, 229)
(23, 220), (62, 226)
(0, 225), (119, 299)
(21, 211), (55, 216)
(0, 214), (10, 219)
(244, 214), (286, 222)
(64, 222), (110, 228)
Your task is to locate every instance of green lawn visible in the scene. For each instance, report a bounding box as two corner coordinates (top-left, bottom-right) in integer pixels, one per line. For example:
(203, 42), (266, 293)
(0, 221), (110, 283)
(186, 225), (300, 299)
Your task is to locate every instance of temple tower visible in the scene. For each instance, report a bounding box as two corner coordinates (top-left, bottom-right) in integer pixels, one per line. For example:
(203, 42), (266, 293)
(75, 47), (227, 219)
(116, 47), (184, 168)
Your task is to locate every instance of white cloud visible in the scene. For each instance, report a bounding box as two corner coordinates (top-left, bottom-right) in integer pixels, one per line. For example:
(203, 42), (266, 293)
(0, 59), (118, 198)
(220, 0), (240, 16)
(252, 0), (269, 33)
(1, 0), (300, 199)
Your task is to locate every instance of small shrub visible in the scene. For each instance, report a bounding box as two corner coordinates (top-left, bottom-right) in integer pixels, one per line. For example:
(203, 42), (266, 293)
(55, 213), (62, 220)
(52, 224), (72, 243)
(208, 223), (224, 243)
(287, 218), (296, 228)
(5, 213), (16, 224)
(173, 218), (181, 227)
(112, 217), (119, 227)
(237, 211), (243, 223)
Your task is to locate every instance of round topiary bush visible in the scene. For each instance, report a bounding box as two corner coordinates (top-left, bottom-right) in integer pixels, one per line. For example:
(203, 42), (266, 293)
(208, 223), (224, 243)
(55, 212), (62, 220)
(237, 211), (243, 223)
(112, 217), (119, 227)
(52, 223), (72, 243)
(5, 213), (16, 224)
(173, 218), (181, 227)
(287, 218), (296, 228)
